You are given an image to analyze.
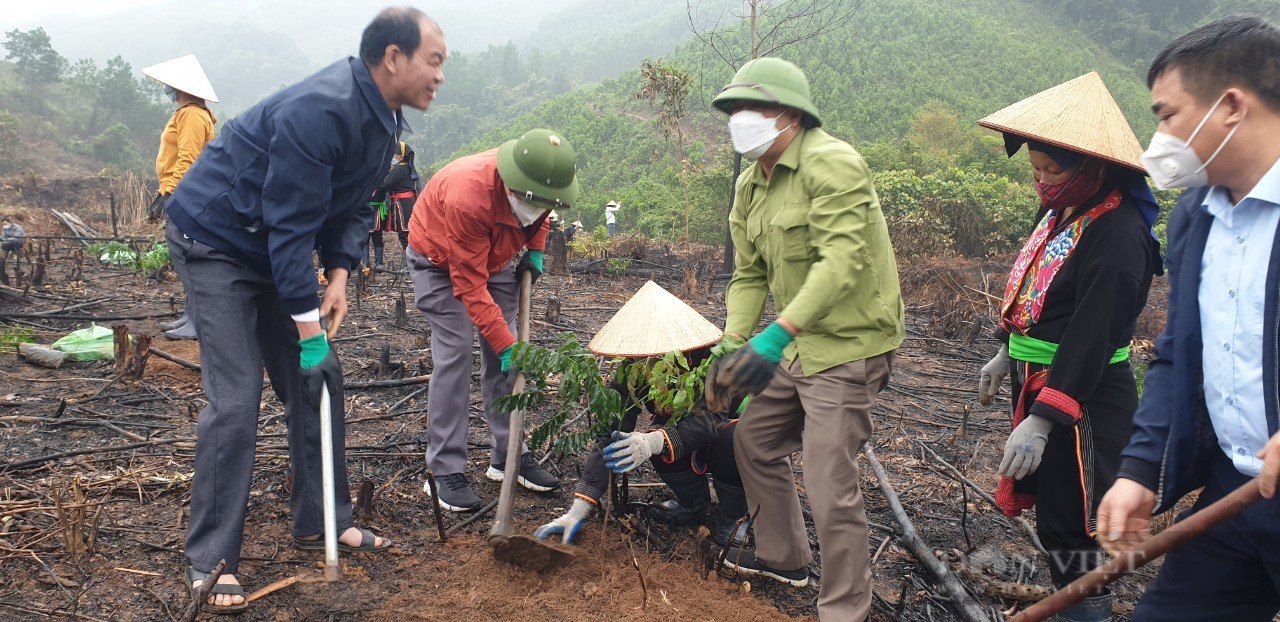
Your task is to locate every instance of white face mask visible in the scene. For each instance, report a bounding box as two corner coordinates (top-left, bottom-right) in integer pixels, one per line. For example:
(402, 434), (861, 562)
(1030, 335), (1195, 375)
(1141, 92), (1243, 190)
(728, 110), (789, 159)
(163, 85), (178, 103)
(507, 191), (546, 227)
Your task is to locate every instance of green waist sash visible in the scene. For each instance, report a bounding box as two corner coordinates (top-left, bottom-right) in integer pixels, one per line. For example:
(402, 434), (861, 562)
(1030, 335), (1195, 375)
(1008, 333), (1129, 366)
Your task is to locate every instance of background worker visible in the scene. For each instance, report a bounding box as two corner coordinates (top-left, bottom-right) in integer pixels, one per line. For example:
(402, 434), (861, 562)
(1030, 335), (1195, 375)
(369, 141), (420, 269)
(535, 281), (749, 547)
(141, 54), (218, 340)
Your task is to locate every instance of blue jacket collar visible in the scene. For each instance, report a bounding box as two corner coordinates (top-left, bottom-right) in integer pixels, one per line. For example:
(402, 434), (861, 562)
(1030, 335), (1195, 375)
(349, 57), (412, 137)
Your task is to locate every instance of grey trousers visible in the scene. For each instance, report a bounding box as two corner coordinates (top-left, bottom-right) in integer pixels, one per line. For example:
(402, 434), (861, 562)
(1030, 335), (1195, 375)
(169, 223), (353, 575)
(407, 247), (526, 475)
(734, 353), (892, 622)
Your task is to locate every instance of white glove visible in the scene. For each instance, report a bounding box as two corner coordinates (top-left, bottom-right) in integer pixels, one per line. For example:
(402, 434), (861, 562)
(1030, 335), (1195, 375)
(602, 430), (666, 473)
(998, 414), (1054, 480)
(978, 344), (1011, 405)
(533, 498), (593, 544)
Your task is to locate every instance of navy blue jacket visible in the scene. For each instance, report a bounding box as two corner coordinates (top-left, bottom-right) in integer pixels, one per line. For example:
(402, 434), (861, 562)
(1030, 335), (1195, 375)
(167, 57), (403, 314)
(1117, 186), (1280, 513)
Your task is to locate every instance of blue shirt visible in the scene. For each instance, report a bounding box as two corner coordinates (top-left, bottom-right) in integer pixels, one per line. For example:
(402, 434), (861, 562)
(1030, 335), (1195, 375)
(1199, 156), (1280, 477)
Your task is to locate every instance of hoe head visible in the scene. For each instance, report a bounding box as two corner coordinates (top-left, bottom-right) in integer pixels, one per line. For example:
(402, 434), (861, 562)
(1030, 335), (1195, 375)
(488, 534), (575, 573)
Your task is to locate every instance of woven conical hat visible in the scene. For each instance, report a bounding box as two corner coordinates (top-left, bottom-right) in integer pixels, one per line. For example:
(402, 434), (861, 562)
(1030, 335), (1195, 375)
(142, 55), (219, 103)
(588, 281), (722, 357)
(977, 72), (1144, 173)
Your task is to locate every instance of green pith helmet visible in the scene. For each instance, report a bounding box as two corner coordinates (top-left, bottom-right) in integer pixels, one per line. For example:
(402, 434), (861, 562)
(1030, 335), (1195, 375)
(712, 57), (821, 128)
(497, 128), (580, 208)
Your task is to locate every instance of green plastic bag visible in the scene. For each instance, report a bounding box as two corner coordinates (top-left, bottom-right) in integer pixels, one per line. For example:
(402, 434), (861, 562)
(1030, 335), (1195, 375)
(52, 324), (115, 361)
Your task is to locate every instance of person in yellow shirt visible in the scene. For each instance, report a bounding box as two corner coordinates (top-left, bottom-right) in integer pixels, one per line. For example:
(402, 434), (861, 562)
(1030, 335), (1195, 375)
(141, 55), (218, 340)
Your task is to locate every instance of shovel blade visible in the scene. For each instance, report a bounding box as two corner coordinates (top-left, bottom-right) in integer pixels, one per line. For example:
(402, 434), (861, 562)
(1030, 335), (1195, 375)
(490, 535), (575, 572)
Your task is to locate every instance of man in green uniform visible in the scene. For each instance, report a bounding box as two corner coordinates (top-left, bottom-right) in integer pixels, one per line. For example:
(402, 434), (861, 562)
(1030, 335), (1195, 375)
(706, 57), (904, 621)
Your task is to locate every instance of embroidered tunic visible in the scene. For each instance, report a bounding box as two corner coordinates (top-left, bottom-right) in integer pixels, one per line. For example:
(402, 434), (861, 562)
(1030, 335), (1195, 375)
(995, 186), (1160, 524)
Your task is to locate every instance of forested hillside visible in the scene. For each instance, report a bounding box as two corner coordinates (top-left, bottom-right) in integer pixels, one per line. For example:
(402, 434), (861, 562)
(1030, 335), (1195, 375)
(432, 0), (1274, 250)
(2, 0), (1275, 254)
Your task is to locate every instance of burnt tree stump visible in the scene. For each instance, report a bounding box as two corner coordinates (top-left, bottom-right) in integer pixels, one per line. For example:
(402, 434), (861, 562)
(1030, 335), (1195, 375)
(545, 295), (561, 325)
(545, 229), (567, 273)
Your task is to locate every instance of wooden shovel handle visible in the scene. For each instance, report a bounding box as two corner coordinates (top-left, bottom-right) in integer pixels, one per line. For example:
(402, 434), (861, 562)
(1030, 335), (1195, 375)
(1011, 478), (1264, 622)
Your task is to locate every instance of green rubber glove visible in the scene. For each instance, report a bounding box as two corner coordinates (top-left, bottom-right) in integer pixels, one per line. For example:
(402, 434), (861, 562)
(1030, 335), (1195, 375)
(747, 322), (794, 364)
(500, 344), (514, 372)
(528, 250), (543, 272)
(299, 333), (330, 369)
(711, 334), (746, 359)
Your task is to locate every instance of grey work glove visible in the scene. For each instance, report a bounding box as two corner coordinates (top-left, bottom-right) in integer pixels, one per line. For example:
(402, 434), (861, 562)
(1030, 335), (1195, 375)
(978, 344), (1011, 405)
(602, 430), (666, 473)
(998, 414), (1054, 480)
(533, 498), (593, 544)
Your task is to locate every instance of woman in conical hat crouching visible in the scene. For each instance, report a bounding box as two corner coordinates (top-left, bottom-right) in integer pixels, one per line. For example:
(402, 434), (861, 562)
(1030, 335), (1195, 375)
(534, 281), (750, 548)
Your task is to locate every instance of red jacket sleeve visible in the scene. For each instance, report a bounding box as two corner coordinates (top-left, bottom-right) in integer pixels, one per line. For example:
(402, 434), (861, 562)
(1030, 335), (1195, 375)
(528, 217), (549, 251)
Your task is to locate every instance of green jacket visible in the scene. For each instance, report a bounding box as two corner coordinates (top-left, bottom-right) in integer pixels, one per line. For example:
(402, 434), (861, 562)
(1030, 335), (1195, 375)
(725, 128), (904, 375)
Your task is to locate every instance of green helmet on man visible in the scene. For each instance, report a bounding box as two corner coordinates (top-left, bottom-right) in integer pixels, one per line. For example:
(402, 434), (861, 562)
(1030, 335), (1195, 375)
(497, 128), (580, 208)
(712, 57), (821, 128)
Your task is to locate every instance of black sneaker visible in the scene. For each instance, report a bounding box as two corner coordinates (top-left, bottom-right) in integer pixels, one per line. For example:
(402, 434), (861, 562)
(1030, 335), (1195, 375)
(486, 453), (561, 492)
(721, 547), (809, 587)
(427, 472), (483, 512)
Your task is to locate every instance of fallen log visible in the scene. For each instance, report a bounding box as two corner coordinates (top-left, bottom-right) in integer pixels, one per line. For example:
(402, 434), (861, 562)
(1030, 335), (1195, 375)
(148, 347), (200, 371)
(18, 343), (66, 369)
(3, 437), (196, 472)
(916, 440), (1048, 556)
(863, 443), (991, 622)
(344, 374), (431, 390)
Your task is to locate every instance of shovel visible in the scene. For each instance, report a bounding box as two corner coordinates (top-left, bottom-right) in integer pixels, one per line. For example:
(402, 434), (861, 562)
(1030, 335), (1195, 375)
(318, 381), (340, 581)
(1009, 477), (1264, 622)
(487, 269), (575, 572)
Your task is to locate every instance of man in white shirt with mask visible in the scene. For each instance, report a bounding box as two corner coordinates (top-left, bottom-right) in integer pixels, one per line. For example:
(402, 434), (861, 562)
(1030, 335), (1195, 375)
(1097, 16), (1280, 621)
(405, 128), (578, 512)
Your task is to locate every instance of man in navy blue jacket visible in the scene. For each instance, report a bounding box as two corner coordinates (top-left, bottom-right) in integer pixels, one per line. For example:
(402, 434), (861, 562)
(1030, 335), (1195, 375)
(166, 7), (446, 613)
(1097, 16), (1280, 621)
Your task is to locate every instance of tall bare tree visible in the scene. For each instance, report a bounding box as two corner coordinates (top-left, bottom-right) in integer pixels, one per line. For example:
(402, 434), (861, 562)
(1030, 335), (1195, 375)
(637, 58), (695, 238)
(686, 0), (864, 270)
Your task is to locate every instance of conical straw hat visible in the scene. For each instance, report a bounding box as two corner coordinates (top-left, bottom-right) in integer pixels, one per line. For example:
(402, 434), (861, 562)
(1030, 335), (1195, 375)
(588, 281), (722, 357)
(977, 72), (1144, 173)
(142, 54), (219, 103)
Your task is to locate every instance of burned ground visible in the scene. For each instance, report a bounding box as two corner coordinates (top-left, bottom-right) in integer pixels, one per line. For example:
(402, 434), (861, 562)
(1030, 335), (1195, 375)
(0, 187), (1171, 621)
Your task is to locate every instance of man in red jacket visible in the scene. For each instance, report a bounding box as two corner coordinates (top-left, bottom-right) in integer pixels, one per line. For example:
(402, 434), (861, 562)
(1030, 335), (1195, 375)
(407, 128), (578, 511)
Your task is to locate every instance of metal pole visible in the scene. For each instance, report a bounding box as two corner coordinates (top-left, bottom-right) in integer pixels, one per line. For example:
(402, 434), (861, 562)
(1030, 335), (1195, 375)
(319, 382), (340, 581)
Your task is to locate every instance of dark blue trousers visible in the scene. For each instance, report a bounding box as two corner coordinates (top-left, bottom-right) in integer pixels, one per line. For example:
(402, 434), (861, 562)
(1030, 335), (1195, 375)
(1134, 451), (1280, 621)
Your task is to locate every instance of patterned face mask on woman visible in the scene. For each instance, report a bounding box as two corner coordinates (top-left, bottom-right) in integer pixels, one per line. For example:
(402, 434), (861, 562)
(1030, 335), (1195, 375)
(1034, 158), (1107, 212)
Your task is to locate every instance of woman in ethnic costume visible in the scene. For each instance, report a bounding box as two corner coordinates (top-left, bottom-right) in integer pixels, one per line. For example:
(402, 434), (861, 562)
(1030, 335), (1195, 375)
(975, 72), (1162, 622)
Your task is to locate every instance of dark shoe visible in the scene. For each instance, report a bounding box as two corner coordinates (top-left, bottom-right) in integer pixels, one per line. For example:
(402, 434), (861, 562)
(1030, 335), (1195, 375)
(431, 472), (483, 512)
(293, 527), (391, 552)
(647, 470), (711, 524)
(721, 547), (809, 587)
(712, 478), (749, 547)
(486, 452), (561, 492)
(165, 322), (199, 340)
(158, 311), (189, 331)
(1052, 590), (1112, 622)
(185, 565), (249, 615)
